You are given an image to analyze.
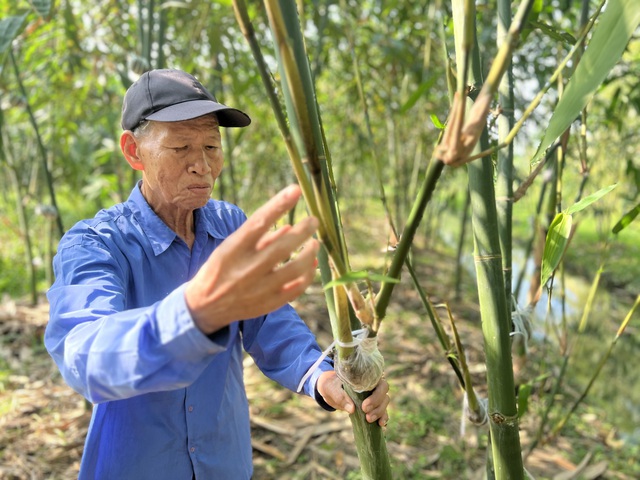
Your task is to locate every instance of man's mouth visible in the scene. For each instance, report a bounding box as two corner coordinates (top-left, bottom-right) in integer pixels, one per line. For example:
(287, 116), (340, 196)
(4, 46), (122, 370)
(188, 184), (211, 192)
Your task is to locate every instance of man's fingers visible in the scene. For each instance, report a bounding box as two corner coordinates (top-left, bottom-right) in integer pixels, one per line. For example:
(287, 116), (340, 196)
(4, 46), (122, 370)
(276, 239), (320, 299)
(242, 185), (303, 243)
(255, 224), (292, 251)
(256, 216), (317, 255)
(362, 379), (390, 424)
(317, 371), (355, 414)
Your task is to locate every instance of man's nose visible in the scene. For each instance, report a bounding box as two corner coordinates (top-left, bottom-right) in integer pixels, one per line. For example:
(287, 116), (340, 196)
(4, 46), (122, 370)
(189, 151), (212, 175)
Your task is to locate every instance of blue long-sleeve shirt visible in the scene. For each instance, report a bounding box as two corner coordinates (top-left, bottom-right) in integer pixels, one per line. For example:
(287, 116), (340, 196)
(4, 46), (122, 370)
(45, 183), (333, 479)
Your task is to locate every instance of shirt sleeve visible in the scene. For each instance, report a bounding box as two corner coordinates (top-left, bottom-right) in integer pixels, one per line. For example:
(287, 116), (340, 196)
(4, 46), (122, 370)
(45, 239), (231, 404)
(240, 305), (335, 411)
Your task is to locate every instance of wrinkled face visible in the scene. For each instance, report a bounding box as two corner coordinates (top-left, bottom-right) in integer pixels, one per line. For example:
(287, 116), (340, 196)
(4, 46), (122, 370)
(134, 115), (223, 216)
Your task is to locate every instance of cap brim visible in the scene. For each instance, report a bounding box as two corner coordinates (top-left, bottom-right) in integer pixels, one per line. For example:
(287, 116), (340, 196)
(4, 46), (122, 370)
(145, 99), (251, 127)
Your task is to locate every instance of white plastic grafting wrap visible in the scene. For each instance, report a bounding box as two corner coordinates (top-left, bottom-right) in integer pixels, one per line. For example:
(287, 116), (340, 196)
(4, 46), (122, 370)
(296, 328), (382, 394)
(335, 329), (385, 393)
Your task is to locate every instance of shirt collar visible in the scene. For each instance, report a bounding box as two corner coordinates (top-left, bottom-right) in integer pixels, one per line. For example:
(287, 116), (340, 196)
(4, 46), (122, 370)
(126, 182), (228, 255)
(126, 182), (178, 256)
(193, 207), (229, 241)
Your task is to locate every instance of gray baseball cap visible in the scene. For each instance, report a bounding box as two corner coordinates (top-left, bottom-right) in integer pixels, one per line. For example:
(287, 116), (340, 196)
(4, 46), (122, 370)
(121, 69), (251, 130)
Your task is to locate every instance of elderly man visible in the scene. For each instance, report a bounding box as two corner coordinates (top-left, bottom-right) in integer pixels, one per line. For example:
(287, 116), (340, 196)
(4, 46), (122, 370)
(45, 69), (389, 479)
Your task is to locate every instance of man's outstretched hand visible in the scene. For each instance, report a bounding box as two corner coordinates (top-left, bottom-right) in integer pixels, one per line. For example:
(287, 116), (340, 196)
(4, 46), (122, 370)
(185, 184), (319, 334)
(317, 370), (390, 427)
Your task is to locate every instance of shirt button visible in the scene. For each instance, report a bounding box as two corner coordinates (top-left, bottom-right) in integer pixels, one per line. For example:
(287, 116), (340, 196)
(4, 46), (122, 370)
(188, 405), (194, 412)
(190, 447), (196, 453)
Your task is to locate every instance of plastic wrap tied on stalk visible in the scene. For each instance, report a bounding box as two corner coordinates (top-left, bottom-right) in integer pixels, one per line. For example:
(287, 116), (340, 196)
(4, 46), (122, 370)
(336, 330), (385, 393)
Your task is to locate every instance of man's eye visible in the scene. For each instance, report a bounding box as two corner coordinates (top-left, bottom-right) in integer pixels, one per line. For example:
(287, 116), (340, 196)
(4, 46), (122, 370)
(173, 146), (188, 152)
(205, 145), (219, 151)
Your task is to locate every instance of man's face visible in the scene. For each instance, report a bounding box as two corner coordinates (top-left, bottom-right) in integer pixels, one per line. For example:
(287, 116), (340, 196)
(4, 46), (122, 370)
(134, 115), (223, 215)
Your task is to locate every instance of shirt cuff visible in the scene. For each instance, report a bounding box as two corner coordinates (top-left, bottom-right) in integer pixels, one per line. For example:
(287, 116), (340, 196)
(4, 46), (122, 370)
(158, 284), (231, 359)
(307, 360), (336, 412)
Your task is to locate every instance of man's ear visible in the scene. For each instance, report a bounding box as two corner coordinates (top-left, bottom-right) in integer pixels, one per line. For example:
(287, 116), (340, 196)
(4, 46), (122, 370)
(120, 131), (144, 171)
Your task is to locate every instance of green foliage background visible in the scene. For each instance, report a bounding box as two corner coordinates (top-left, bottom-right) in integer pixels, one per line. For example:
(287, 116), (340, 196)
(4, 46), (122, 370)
(1, 1), (640, 477)
(1, 0), (638, 300)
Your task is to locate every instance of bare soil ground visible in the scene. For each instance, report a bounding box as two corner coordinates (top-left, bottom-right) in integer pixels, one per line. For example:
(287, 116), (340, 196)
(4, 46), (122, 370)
(0, 245), (635, 479)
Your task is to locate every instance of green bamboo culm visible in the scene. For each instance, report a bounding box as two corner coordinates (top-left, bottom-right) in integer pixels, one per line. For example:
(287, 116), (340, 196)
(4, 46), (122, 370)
(449, 0), (529, 477)
(260, 1), (392, 477)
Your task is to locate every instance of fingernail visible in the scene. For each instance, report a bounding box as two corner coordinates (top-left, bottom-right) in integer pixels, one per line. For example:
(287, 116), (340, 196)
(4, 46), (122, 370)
(313, 258), (319, 268)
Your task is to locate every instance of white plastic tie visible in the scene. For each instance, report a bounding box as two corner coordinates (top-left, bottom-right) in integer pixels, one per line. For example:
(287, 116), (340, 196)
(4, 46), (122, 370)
(460, 391), (489, 437)
(296, 328), (369, 393)
(510, 298), (532, 351)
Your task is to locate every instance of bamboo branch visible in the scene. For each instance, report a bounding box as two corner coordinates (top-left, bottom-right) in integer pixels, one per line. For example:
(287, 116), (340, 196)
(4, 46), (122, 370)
(465, 0), (607, 163)
(436, 0), (536, 167)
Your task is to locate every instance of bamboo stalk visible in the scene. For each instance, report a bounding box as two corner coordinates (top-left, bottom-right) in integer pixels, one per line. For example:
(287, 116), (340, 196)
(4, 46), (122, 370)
(468, 126), (524, 480)
(256, 2), (392, 476)
(496, 0), (515, 314)
(454, 0), (526, 475)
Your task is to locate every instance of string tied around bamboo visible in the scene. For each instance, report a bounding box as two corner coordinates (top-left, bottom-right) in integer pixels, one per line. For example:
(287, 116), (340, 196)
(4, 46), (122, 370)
(296, 328), (384, 394)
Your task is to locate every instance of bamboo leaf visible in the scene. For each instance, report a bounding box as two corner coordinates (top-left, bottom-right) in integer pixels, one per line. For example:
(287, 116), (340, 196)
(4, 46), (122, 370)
(526, 20), (577, 44)
(517, 383), (532, 419)
(612, 202), (640, 234)
(541, 212), (573, 287)
(29, 0), (53, 18)
(0, 14), (28, 55)
(531, 0), (640, 164)
(430, 113), (445, 129)
(323, 270), (400, 290)
(400, 77), (437, 113)
(565, 183), (617, 215)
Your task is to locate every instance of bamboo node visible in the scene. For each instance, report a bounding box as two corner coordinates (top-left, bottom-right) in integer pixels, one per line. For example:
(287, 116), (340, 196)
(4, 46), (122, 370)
(473, 254), (502, 262)
(489, 411), (519, 427)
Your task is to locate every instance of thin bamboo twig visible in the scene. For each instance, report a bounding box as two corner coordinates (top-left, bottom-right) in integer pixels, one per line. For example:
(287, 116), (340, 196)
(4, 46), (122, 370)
(375, 158), (446, 320)
(0, 110), (38, 305)
(529, 243), (611, 453)
(548, 294), (640, 441)
(404, 258), (465, 387)
(9, 49), (64, 237)
(443, 303), (486, 424)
